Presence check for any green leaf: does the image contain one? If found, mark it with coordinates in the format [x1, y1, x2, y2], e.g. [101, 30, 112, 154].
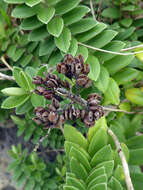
[64, 124, 88, 150]
[16, 100, 33, 115]
[63, 6, 90, 26]
[96, 160, 114, 178]
[4, 0, 24, 3]
[1, 95, 30, 109]
[19, 71, 34, 91]
[94, 41, 125, 62]
[88, 117, 107, 143]
[88, 127, 108, 157]
[104, 78, 120, 105]
[55, 27, 71, 53]
[94, 66, 109, 93]
[20, 54, 33, 67]
[76, 45, 88, 62]
[101, 8, 121, 19]
[12, 49, 25, 62]
[130, 173, 143, 190]
[126, 135, 143, 149]
[90, 145, 113, 167]
[120, 18, 133, 27]
[55, 0, 80, 15]
[63, 186, 78, 190]
[89, 183, 107, 190]
[69, 147, 91, 172]
[68, 37, 78, 56]
[47, 16, 64, 37]
[1, 87, 26, 96]
[37, 6, 55, 24]
[86, 167, 105, 185]
[104, 55, 134, 75]
[87, 55, 100, 81]
[87, 175, 107, 190]
[109, 177, 123, 190]
[20, 16, 43, 30]
[39, 37, 55, 56]
[28, 26, 49, 41]
[12, 5, 36, 18]
[88, 30, 117, 48]
[69, 18, 97, 35]
[31, 93, 46, 107]
[66, 176, 86, 190]
[24, 179, 35, 190]
[70, 157, 88, 181]
[11, 115, 25, 126]
[76, 23, 107, 43]
[125, 88, 143, 106]
[129, 148, 143, 165]
[113, 165, 125, 186]
[113, 68, 139, 85]
[26, 0, 41, 7]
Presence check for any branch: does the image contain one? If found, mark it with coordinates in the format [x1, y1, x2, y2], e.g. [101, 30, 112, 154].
[0, 72, 15, 81]
[78, 42, 143, 55]
[107, 128, 134, 190]
[103, 106, 143, 114]
[121, 44, 143, 52]
[1, 56, 13, 71]
[90, 0, 96, 19]
[33, 127, 51, 152]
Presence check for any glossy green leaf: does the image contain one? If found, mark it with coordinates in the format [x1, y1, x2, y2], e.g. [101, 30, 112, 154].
[66, 177, 86, 190]
[37, 6, 55, 24]
[88, 175, 107, 190]
[90, 145, 113, 167]
[96, 160, 114, 178]
[25, 0, 41, 7]
[69, 18, 97, 35]
[64, 124, 88, 150]
[55, 0, 80, 15]
[104, 78, 120, 105]
[129, 148, 143, 165]
[120, 18, 133, 27]
[20, 17, 43, 30]
[12, 49, 25, 62]
[63, 186, 78, 190]
[20, 54, 33, 67]
[31, 93, 46, 107]
[63, 6, 90, 26]
[47, 16, 64, 37]
[1, 87, 26, 96]
[13, 67, 23, 87]
[12, 5, 36, 18]
[19, 71, 34, 91]
[125, 88, 143, 106]
[1, 95, 30, 109]
[94, 66, 109, 93]
[89, 183, 107, 190]
[16, 100, 33, 115]
[55, 27, 71, 53]
[87, 55, 100, 81]
[126, 135, 143, 149]
[4, 0, 24, 3]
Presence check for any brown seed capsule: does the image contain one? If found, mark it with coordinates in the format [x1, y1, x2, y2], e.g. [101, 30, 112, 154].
[88, 99, 100, 106]
[34, 86, 46, 95]
[87, 111, 94, 122]
[45, 79, 58, 88]
[88, 93, 101, 101]
[77, 54, 84, 65]
[83, 117, 95, 128]
[52, 98, 60, 109]
[76, 74, 92, 88]
[75, 62, 83, 75]
[64, 54, 74, 65]
[32, 117, 43, 125]
[41, 111, 49, 122]
[47, 104, 56, 112]
[43, 91, 53, 100]
[82, 64, 90, 75]
[75, 109, 81, 119]
[48, 111, 59, 124]
[61, 80, 70, 89]
[56, 62, 67, 75]
[81, 110, 86, 119]
[32, 76, 43, 85]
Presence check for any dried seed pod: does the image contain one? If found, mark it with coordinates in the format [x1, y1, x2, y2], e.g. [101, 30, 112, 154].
[76, 74, 92, 88]
[56, 62, 67, 75]
[83, 117, 95, 128]
[43, 91, 53, 100]
[75, 109, 81, 119]
[64, 109, 69, 120]
[34, 86, 46, 95]
[52, 98, 60, 109]
[41, 111, 49, 122]
[64, 54, 74, 65]
[87, 111, 94, 122]
[88, 99, 100, 106]
[81, 109, 86, 119]
[75, 62, 83, 75]
[47, 104, 56, 112]
[32, 76, 43, 85]
[44, 79, 58, 88]
[32, 117, 43, 125]
[88, 93, 101, 101]
[48, 111, 59, 124]
[77, 54, 84, 65]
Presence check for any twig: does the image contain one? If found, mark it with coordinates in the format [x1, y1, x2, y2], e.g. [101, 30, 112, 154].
[103, 106, 143, 114]
[78, 42, 143, 55]
[0, 68, 10, 71]
[107, 128, 134, 190]
[0, 72, 14, 81]
[121, 44, 143, 52]
[90, 0, 96, 19]
[1, 56, 13, 71]
[97, 0, 104, 21]
[33, 128, 51, 152]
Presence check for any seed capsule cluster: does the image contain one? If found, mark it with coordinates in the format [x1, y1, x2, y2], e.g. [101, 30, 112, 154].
[57, 54, 91, 88]
[32, 54, 104, 128]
